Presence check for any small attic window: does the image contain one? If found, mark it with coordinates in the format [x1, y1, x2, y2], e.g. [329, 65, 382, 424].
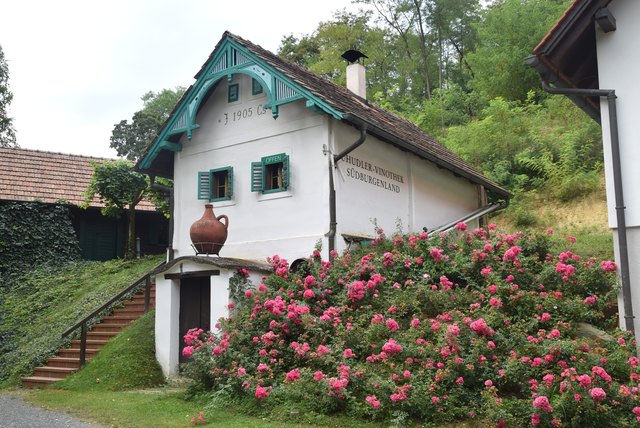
[252, 78, 263, 95]
[228, 83, 239, 103]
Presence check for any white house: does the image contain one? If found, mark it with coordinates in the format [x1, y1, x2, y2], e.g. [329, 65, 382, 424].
[137, 32, 509, 376]
[528, 0, 640, 335]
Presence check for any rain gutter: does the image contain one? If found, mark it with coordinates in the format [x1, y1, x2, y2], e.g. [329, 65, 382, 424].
[537, 79, 634, 333]
[327, 120, 368, 255]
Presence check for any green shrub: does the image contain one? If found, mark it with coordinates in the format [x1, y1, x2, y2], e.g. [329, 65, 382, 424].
[0, 202, 80, 279]
[183, 225, 634, 426]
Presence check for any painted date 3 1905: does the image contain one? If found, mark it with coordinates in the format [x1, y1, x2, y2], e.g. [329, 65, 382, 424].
[222, 104, 266, 125]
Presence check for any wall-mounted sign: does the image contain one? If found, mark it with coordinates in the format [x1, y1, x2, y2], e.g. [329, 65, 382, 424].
[341, 154, 405, 193]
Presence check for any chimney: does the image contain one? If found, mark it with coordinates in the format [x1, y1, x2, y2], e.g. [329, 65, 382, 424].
[342, 50, 368, 99]
[346, 63, 366, 99]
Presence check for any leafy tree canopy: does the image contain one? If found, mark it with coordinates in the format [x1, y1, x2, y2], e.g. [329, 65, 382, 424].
[84, 160, 148, 258]
[110, 87, 184, 161]
[0, 45, 17, 148]
[466, 0, 569, 102]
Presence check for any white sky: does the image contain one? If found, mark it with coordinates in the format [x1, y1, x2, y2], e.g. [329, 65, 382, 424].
[0, 0, 363, 158]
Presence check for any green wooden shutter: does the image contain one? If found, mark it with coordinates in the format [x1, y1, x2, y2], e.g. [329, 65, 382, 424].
[282, 154, 290, 189]
[227, 167, 234, 198]
[198, 171, 211, 200]
[251, 162, 263, 192]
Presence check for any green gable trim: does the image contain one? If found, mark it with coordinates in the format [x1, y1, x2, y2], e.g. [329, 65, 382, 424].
[139, 36, 344, 171]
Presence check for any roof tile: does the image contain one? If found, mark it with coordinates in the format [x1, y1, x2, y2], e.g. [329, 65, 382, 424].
[0, 147, 158, 211]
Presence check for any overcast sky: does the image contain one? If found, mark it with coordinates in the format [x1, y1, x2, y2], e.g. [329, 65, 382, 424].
[1, 0, 362, 158]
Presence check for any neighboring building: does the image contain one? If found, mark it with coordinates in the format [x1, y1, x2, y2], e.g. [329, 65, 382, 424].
[0, 147, 168, 260]
[136, 32, 510, 376]
[527, 0, 640, 333]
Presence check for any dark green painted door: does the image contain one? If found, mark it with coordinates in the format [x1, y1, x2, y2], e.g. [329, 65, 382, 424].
[179, 277, 211, 363]
[78, 213, 119, 261]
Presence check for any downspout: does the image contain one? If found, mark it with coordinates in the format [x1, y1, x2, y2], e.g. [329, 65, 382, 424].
[327, 122, 368, 254]
[150, 175, 175, 261]
[540, 80, 634, 333]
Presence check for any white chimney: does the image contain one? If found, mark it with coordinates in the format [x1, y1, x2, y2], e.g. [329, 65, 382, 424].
[346, 62, 367, 99]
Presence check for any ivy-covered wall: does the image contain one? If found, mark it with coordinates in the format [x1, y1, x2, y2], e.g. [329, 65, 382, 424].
[0, 202, 81, 278]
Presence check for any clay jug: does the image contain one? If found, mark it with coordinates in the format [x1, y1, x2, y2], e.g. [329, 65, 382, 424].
[189, 204, 229, 255]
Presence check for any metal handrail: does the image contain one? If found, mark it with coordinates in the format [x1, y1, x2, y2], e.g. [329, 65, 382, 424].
[61, 262, 165, 366]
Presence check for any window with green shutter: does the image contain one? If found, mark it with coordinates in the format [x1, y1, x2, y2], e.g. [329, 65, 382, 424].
[250, 153, 290, 194]
[197, 167, 234, 201]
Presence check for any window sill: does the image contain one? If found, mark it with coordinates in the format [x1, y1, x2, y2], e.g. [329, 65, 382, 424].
[258, 190, 292, 202]
[210, 199, 236, 208]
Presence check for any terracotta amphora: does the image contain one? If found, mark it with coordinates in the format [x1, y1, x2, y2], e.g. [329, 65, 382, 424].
[189, 204, 229, 255]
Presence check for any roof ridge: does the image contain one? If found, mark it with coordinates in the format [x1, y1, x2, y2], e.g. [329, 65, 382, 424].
[0, 146, 115, 161]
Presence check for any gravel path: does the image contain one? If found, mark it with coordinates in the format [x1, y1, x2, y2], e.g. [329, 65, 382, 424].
[0, 394, 103, 428]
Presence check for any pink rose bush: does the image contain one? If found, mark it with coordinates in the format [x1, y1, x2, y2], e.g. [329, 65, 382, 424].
[183, 226, 638, 426]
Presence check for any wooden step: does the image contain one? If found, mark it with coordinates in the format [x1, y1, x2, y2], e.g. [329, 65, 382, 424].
[70, 339, 109, 349]
[32, 366, 77, 379]
[91, 323, 125, 332]
[112, 307, 145, 316]
[100, 315, 139, 325]
[57, 348, 98, 359]
[123, 302, 148, 310]
[21, 376, 63, 389]
[47, 357, 81, 369]
[86, 331, 119, 341]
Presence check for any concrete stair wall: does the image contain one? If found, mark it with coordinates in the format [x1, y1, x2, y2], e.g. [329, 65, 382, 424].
[21, 285, 155, 388]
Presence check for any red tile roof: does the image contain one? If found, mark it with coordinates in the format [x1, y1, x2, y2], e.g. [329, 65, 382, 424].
[0, 147, 157, 211]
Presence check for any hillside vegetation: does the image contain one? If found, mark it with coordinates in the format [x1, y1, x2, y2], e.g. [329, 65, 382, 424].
[0, 255, 163, 386]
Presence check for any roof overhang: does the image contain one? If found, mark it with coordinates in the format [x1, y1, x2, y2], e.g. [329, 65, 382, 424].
[135, 34, 343, 177]
[527, 0, 613, 122]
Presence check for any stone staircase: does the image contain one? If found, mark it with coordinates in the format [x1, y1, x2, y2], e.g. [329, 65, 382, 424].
[21, 284, 155, 388]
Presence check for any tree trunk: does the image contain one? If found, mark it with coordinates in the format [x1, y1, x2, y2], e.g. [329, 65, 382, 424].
[126, 204, 136, 259]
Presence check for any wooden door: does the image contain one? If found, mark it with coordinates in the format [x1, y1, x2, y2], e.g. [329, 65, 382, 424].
[178, 276, 211, 363]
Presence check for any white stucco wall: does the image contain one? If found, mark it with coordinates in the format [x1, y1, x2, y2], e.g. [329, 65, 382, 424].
[595, 0, 640, 333]
[155, 274, 180, 378]
[172, 74, 331, 262]
[332, 121, 480, 247]
[154, 259, 265, 378]
[596, 0, 640, 229]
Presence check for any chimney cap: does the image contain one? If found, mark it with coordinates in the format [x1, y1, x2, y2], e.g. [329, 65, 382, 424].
[341, 50, 368, 64]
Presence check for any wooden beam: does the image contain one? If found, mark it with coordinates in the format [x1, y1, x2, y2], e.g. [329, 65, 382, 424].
[164, 270, 220, 280]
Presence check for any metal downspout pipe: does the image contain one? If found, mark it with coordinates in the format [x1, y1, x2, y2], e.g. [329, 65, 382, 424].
[541, 80, 634, 333]
[327, 123, 368, 255]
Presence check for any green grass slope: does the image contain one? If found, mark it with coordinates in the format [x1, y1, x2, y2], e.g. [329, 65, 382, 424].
[57, 310, 164, 391]
[0, 255, 164, 387]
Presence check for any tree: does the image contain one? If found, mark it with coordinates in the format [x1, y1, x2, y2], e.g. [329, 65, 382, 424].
[466, 0, 569, 102]
[110, 87, 184, 161]
[84, 160, 148, 259]
[0, 45, 17, 147]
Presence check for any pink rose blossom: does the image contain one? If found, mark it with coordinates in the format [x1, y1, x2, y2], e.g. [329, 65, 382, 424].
[589, 387, 606, 403]
[365, 395, 380, 408]
[255, 385, 270, 399]
[386, 318, 400, 332]
[533, 396, 553, 412]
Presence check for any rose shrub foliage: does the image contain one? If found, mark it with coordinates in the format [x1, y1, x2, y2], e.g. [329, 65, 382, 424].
[185, 224, 639, 427]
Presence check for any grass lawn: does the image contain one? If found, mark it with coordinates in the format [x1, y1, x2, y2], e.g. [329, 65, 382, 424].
[21, 388, 292, 428]
[18, 387, 401, 428]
